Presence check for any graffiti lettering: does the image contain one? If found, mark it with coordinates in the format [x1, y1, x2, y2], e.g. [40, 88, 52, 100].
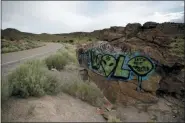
[113, 55, 130, 79]
[78, 48, 155, 91]
[128, 56, 154, 76]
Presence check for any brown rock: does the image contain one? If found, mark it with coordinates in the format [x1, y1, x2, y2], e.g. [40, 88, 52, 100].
[88, 70, 158, 105]
[159, 72, 185, 96]
[110, 26, 125, 34]
[100, 32, 124, 42]
[143, 22, 158, 29]
[142, 75, 161, 94]
[125, 23, 142, 38]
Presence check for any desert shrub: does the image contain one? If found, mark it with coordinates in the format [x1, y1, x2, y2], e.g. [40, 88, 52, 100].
[7, 60, 60, 98]
[1, 40, 44, 53]
[10, 38, 14, 41]
[69, 39, 74, 43]
[61, 75, 104, 107]
[2, 46, 20, 53]
[107, 116, 121, 122]
[1, 77, 10, 102]
[57, 46, 77, 64]
[170, 38, 184, 57]
[45, 53, 68, 71]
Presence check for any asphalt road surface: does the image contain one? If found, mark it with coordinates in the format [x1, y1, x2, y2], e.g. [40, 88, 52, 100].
[1, 43, 63, 76]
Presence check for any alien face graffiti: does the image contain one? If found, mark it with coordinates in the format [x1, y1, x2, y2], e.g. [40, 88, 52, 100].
[101, 54, 116, 77]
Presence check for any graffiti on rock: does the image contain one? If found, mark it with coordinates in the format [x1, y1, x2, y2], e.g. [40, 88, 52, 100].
[79, 48, 155, 91]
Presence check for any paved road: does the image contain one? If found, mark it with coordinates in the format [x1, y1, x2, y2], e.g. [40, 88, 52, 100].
[1, 43, 63, 76]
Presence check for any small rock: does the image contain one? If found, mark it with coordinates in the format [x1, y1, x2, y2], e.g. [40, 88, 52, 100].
[150, 115, 157, 120]
[165, 102, 172, 106]
[172, 109, 178, 114]
[51, 68, 57, 71]
[102, 110, 118, 120]
[96, 108, 104, 115]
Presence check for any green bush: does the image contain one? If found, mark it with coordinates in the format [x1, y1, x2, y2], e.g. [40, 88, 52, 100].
[7, 60, 60, 98]
[1, 40, 44, 53]
[69, 39, 74, 43]
[45, 53, 68, 71]
[1, 77, 10, 102]
[61, 77, 104, 107]
[2, 46, 20, 53]
[170, 38, 184, 57]
[57, 44, 78, 64]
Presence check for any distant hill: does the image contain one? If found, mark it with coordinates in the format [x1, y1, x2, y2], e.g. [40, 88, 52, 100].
[1, 22, 184, 43]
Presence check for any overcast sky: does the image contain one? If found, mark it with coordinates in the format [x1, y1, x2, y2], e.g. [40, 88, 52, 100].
[2, 1, 184, 34]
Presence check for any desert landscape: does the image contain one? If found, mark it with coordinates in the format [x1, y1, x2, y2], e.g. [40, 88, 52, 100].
[1, 1, 185, 122]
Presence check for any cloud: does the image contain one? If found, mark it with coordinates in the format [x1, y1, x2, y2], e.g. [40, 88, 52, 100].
[181, 2, 184, 7]
[2, 1, 184, 34]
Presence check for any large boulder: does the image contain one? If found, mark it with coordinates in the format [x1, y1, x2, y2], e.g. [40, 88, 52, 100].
[110, 26, 125, 34]
[76, 22, 185, 105]
[143, 22, 158, 29]
[77, 41, 160, 105]
[125, 23, 142, 38]
[88, 70, 159, 105]
[100, 32, 124, 42]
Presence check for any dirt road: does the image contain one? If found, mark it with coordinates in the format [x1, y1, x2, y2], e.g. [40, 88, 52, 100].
[1, 43, 63, 76]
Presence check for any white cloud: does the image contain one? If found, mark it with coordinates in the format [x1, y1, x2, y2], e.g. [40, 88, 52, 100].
[181, 2, 184, 7]
[2, 1, 184, 34]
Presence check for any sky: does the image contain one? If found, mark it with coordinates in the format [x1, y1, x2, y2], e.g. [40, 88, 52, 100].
[2, 1, 184, 34]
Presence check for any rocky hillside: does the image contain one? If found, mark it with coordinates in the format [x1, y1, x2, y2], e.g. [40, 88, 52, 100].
[2, 22, 184, 43]
[76, 21, 185, 109]
[1, 28, 98, 43]
[97, 22, 185, 65]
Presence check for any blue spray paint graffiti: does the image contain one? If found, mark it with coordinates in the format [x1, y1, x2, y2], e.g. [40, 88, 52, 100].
[78, 48, 155, 91]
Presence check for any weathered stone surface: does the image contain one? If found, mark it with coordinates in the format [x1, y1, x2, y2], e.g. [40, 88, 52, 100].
[88, 70, 158, 105]
[142, 75, 161, 94]
[125, 23, 142, 38]
[143, 22, 158, 29]
[110, 26, 125, 34]
[100, 32, 124, 42]
[159, 71, 185, 97]
[156, 22, 185, 37]
[76, 21, 185, 106]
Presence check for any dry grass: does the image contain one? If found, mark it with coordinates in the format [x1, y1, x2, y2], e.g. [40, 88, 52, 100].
[107, 116, 121, 122]
[5, 60, 61, 99]
[45, 43, 78, 71]
[1, 40, 45, 53]
[45, 53, 68, 71]
[169, 38, 184, 58]
[58, 70, 104, 107]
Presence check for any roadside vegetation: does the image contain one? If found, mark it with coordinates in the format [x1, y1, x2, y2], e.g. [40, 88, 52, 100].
[2, 43, 104, 107]
[61, 75, 104, 107]
[169, 38, 184, 58]
[1, 39, 45, 53]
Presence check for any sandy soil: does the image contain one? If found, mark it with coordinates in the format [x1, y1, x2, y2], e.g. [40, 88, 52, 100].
[2, 93, 105, 122]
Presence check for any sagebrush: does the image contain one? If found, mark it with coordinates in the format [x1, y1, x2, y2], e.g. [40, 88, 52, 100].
[7, 60, 61, 98]
[60, 73, 104, 107]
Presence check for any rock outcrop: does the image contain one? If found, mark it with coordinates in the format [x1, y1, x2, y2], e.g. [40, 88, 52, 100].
[76, 21, 185, 105]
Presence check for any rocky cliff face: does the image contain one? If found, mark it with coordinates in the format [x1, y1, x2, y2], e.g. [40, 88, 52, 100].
[76, 21, 185, 105]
